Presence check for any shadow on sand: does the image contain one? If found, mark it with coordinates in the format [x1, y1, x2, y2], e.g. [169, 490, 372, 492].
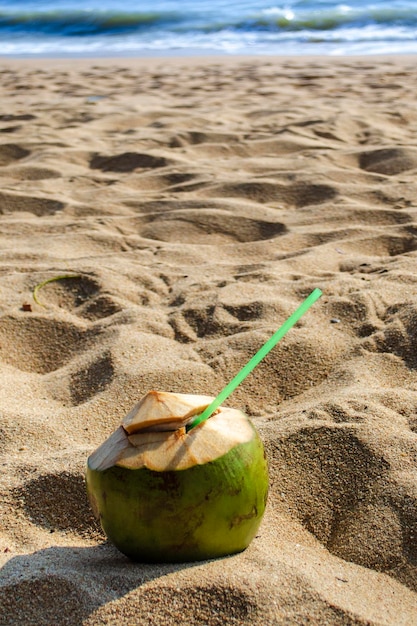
[0, 542, 204, 625]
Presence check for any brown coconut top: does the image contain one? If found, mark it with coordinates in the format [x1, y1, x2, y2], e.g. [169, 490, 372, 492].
[122, 391, 217, 433]
[88, 391, 255, 472]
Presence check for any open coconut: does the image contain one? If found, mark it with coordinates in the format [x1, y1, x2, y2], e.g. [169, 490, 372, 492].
[86, 390, 269, 563]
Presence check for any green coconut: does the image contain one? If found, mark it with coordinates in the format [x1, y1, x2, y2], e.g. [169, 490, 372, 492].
[86, 390, 269, 563]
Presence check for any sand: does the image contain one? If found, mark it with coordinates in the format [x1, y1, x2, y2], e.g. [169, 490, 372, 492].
[1, 54, 417, 625]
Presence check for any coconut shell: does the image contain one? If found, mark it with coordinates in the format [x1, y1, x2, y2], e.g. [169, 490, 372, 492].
[86, 391, 269, 562]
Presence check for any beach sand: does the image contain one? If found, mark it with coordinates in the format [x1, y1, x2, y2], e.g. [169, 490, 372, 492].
[1, 54, 417, 625]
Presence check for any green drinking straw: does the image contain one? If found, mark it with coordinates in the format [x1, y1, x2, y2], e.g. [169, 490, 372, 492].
[187, 288, 322, 431]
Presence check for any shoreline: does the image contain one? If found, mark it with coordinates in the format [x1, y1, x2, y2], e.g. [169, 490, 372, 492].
[0, 53, 416, 77]
[0, 52, 416, 77]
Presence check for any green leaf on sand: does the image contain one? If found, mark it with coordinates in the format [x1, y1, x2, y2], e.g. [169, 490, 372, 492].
[33, 274, 81, 307]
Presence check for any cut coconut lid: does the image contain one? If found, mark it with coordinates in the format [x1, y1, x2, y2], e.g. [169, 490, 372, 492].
[122, 391, 216, 434]
[121, 408, 254, 471]
[89, 407, 255, 472]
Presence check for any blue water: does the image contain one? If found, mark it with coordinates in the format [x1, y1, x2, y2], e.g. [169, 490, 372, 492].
[0, 0, 417, 57]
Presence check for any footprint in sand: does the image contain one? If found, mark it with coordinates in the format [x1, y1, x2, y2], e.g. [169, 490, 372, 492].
[358, 147, 417, 176]
[0, 316, 97, 374]
[0, 114, 36, 122]
[139, 210, 287, 244]
[266, 426, 395, 561]
[1, 166, 61, 181]
[12, 471, 101, 537]
[31, 275, 120, 320]
[361, 301, 417, 369]
[337, 229, 417, 258]
[90, 151, 169, 172]
[0, 577, 92, 626]
[203, 180, 337, 207]
[0, 143, 30, 166]
[0, 191, 65, 216]
[98, 585, 258, 625]
[69, 351, 114, 405]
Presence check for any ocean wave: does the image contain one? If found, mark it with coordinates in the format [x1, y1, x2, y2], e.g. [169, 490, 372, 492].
[0, 10, 181, 36]
[253, 6, 417, 32]
[1, 5, 417, 39]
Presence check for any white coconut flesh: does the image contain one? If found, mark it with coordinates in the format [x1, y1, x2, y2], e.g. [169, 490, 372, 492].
[88, 391, 256, 473]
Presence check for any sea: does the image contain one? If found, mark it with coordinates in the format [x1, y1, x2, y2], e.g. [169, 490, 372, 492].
[1, 0, 417, 58]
